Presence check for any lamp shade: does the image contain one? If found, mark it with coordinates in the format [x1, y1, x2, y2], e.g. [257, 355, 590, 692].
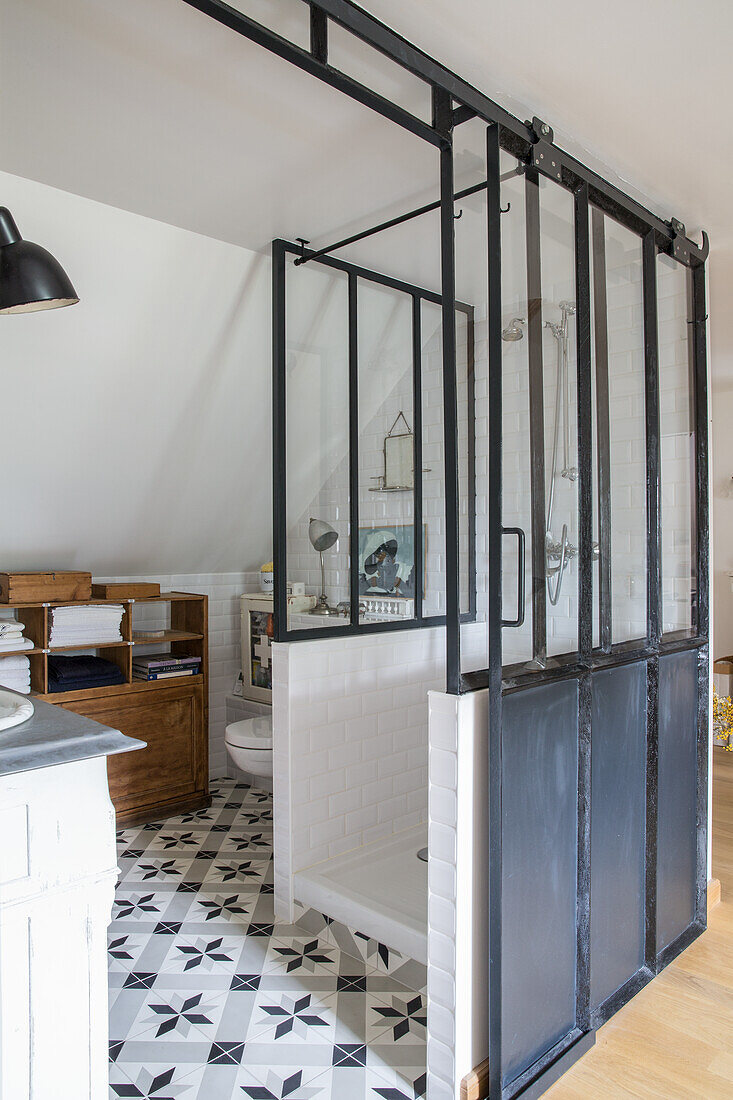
[309, 517, 338, 553]
[0, 207, 79, 314]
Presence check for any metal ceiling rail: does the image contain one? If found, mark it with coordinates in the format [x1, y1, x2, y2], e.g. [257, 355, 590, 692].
[180, 0, 709, 265]
[180, 0, 445, 147]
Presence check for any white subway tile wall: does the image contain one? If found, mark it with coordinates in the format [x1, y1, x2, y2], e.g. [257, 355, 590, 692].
[94, 572, 261, 776]
[427, 689, 489, 1100]
[271, 626, 446, 917]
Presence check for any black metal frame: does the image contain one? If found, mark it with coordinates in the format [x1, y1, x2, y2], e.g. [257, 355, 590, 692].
[182, 3, 710, 1096]
[272, 238, 476, 645]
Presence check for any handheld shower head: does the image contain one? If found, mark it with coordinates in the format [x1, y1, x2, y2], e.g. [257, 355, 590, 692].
[502, 317, 525, 341]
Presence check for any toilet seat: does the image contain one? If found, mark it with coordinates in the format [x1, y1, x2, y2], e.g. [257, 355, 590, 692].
[225, 715, 273, 750]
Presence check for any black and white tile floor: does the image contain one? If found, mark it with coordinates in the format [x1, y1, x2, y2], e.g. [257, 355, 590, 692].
[109, 778, 427, 1100]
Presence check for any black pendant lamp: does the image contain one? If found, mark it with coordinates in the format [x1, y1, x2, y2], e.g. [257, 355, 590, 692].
[0, 207, 78, 314]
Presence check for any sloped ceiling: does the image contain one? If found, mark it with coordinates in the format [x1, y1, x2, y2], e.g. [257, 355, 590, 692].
[1, 0, 725, 269]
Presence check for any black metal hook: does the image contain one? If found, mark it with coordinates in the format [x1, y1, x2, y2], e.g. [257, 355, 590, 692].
[454, 209, 463, 221]
[293, 238, 310, 265]
[501, 202, 511, 214]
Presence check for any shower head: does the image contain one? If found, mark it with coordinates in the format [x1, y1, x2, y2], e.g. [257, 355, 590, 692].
[559, 300, 576, 316]
[502, 317, 525, 341]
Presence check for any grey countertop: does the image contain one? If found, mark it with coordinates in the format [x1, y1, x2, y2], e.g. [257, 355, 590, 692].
[0, 695, 144, 777]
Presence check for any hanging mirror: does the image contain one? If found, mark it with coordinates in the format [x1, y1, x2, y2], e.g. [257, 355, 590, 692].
[370, 412, 417, 492]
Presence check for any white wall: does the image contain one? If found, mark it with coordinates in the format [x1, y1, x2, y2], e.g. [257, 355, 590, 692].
[0, 169, 272, 575]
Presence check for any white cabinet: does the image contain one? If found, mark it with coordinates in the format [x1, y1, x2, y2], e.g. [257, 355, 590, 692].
[0, 756, 119, 1100]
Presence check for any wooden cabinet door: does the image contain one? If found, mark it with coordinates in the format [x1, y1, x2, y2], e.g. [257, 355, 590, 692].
[60, 684, 205, 818]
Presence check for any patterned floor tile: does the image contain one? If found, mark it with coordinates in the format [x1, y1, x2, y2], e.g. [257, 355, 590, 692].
[109, 778, 426, 1100]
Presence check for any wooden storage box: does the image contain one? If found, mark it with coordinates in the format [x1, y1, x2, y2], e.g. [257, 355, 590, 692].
[0, 571, 92, 603]
[91, 582, 161, 599]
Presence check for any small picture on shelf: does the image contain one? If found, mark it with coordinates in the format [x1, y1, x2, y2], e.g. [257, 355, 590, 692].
[357, 524, 426, 599]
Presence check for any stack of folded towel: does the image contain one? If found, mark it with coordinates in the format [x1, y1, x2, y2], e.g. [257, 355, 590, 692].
[0, 617, 34, 654]
[0, 655, 31, 694]
[49, 604, 124, 646]
[47, 655, 126, 693]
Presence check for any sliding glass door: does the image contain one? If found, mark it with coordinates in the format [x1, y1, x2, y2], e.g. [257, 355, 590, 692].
[486, 125, 709, 1099]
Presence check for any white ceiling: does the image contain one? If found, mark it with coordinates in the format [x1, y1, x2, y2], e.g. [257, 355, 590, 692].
[2, 0, 726, 257]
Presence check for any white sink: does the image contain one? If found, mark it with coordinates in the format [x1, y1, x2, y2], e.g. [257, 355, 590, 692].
[0, 689, 34, 731]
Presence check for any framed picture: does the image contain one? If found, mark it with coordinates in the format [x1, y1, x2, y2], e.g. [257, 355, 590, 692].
[357, 524, 426, 599]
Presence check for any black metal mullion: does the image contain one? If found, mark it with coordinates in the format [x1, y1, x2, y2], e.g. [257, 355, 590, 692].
[591, 209, 612, 652]
[525, 169, 547, 664]
[486, 121, 504, 1100]
[309, 2, 328, 64]
[348, 272, 360, 627]
[272, 240, 288, 642]
[412, 294, 424, 624]
[435, 88, 461, 694]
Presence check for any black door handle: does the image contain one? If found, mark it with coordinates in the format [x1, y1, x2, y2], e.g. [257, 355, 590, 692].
[501, 527, 526, 628]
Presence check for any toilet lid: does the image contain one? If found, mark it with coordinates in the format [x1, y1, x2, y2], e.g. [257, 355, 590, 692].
[225, 715, 273, 750]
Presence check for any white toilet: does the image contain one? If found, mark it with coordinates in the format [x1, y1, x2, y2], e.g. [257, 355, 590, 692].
[224, 714, 273, 781]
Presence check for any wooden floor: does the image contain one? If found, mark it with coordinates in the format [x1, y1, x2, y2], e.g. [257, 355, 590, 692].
[546, 747, 733, 1099]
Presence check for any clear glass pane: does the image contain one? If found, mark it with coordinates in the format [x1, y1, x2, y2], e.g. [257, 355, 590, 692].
[657, 253, 696, 638]
[500, 156, 533, 666]
[285, 259, 350, 630]
[453, 116, 488, 673]
[420, 300, 445, 618]
[590, 210, 647, 647]
[539, 175, 579, 659]
[500, 165, 579, 668]
[357, 280, 415, 623]
[456, 308, 472, 618]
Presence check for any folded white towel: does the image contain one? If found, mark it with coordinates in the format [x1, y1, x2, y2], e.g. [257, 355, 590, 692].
[0, 655, 31, 671]
[49, 603, 125, 647]
[0, 654, 31, 693]
[0, 621, 24, 636]
[49, 629, 122, 642]
[0, 681, 31, 695]
[52, 604, 124, 617]
[0, 637, 33, 652]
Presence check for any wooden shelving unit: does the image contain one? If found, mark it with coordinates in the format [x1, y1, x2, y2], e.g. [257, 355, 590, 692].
[1, 592, 209, 825]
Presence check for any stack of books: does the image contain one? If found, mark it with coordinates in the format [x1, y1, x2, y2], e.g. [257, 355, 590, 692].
[132, 653, 202, 681]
